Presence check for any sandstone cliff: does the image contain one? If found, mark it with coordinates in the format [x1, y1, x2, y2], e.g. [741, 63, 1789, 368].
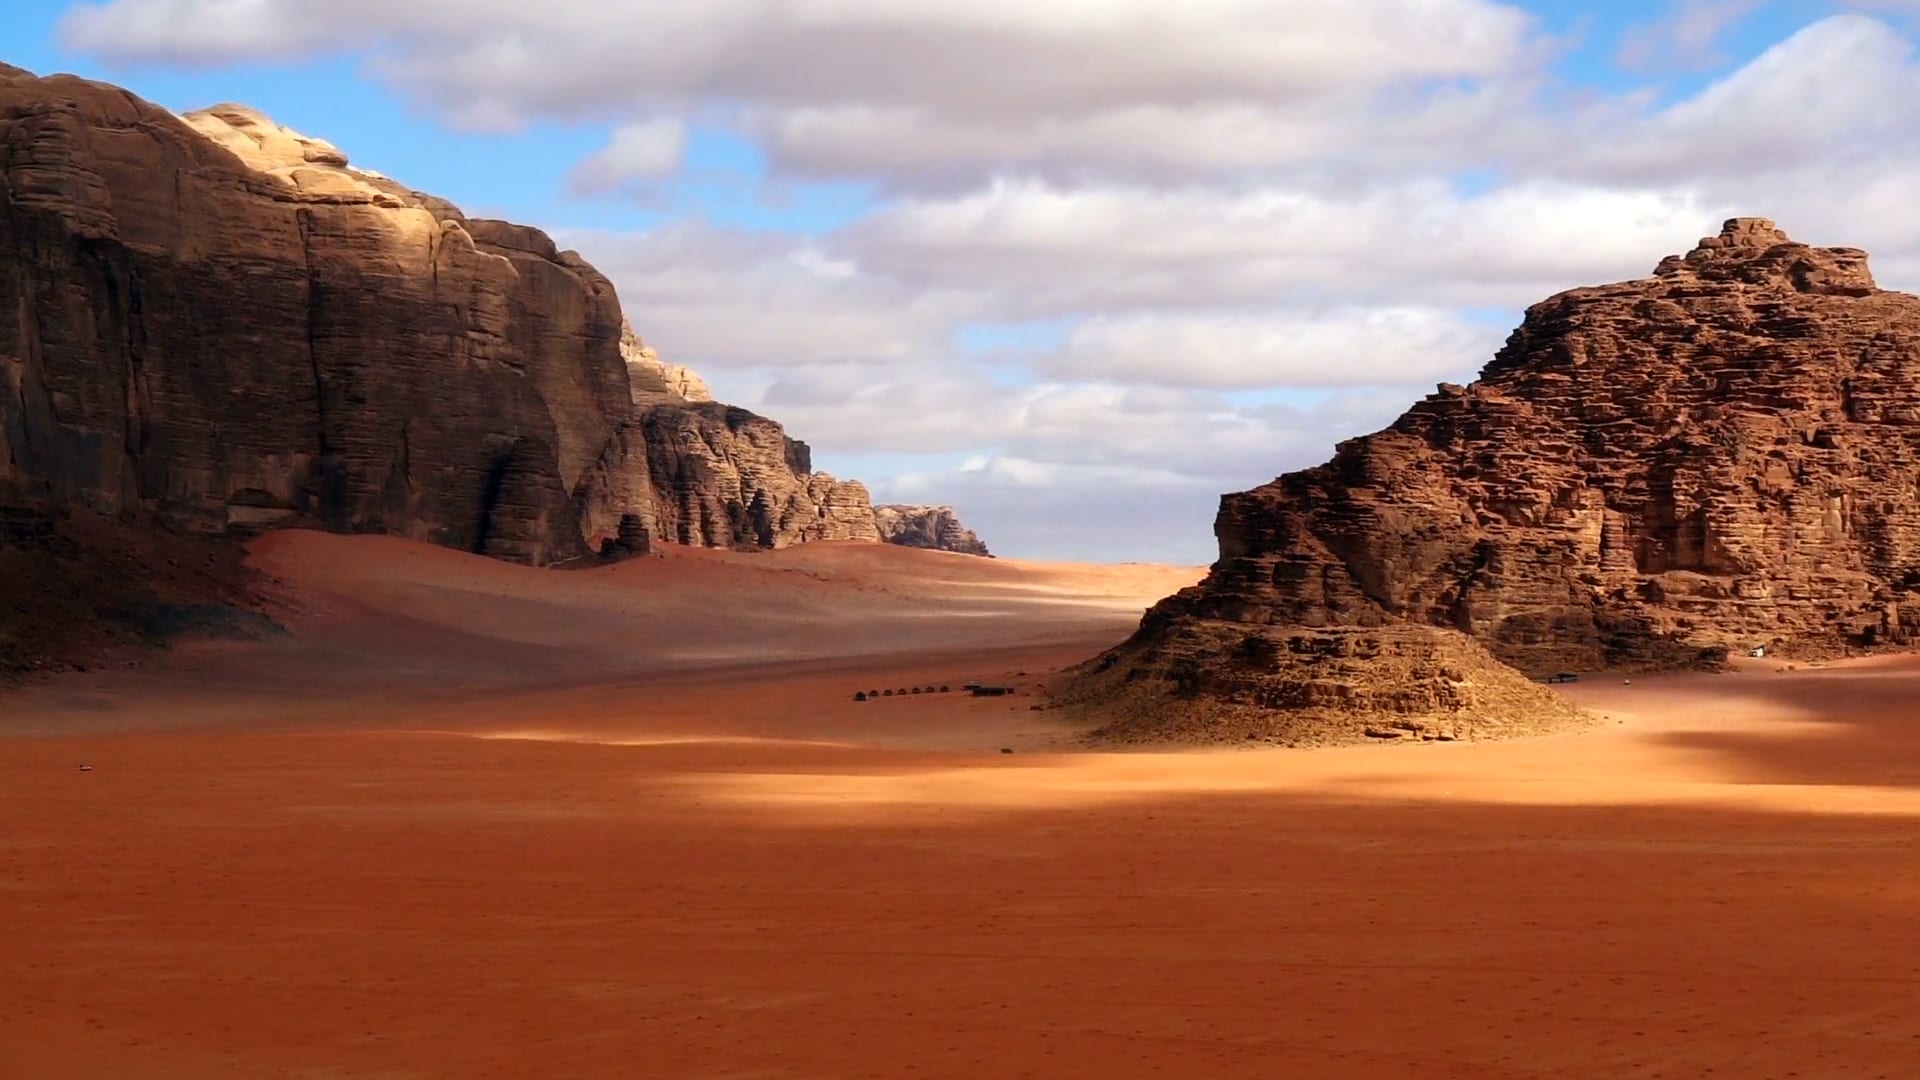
[874, 505, 991, 556]
[0, 64, 877, 581]
[620, 318, 713, 406]
[0, 63, 892, 672]
[628, 405, 879, 547]
[1073, 218, 1920, 743]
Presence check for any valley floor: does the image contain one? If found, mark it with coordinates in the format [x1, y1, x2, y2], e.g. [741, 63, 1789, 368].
[3, 533, 1919, 1078]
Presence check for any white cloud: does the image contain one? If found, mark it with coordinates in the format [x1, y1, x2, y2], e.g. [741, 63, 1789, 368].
[557, 222, 982, 369]
[740, 358, 1422, 483]
[1563, 15, 1920, 185]
[872, 460, 1229, 564]
[63, 0, 1548, 181]
[838, 179, 1714, 312]
[1616, 0, 1763, 72]
[1026, 309, 1507, 389]
[63, 0, 1541, 89]
[566, 119, 686, 194]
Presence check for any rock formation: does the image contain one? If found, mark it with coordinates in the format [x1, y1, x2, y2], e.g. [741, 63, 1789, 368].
[1059, 622, 1589, 746]
[620, 319, 713, 406]
[0, 63, 878, 582]
[0, 63, 899, 673]
[874, 505, 991, 556]
[633, 404, 879, 548]
[1073, 218, 1920, 743]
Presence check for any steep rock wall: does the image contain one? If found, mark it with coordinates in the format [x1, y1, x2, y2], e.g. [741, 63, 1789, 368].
[0, 64, 877, 576]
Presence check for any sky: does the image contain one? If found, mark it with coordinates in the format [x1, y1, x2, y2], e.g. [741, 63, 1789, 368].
[9, 0, 1920, 562]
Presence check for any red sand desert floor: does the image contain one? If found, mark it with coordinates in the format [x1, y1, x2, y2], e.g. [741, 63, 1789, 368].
[4, 533, 1918, 1079]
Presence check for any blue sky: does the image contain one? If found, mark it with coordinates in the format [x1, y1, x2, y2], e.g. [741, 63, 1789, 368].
[12, 1, 1920, 561]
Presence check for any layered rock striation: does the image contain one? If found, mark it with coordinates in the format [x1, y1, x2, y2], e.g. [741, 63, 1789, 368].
[620, 319, 713, 406]
[628, 405, 879, 548]
[1075, 218, 1920, 742]
[873, 505, 991, 556]
[1059, 622, 1589, 747]
[0, 64, 877, 583]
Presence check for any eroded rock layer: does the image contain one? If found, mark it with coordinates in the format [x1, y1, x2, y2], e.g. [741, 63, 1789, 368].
[874, 505, 991, 556]
[1077, 218, 1920, 741]
[0, 64, 877, 585]
[1060, 619, 1589, 747]
[620, 318, 713, 406]
[631, 404, 879, 548]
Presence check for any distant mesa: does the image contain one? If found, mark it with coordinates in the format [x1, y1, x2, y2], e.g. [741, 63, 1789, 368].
[874, 505, 992, 557]
[1069, 218, 1920, 745]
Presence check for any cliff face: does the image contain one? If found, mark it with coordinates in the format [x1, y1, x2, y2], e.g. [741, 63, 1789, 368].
[0, 64, 876, 581]
[0, 81, 629, 564]
[627, 404, 879, 548]
[1074, 218, 1920, 742]
[620, 318, 713, 406]
[873, 505, 991, 556]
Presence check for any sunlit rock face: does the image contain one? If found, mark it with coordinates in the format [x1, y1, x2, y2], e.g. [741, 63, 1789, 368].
[0, 64, 878, 565]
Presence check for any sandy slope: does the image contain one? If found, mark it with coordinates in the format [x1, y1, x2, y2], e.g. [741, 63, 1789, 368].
[4, 532, 1920, 1078]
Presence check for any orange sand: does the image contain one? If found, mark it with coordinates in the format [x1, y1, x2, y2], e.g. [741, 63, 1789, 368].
[4, 532, 1919, 1078]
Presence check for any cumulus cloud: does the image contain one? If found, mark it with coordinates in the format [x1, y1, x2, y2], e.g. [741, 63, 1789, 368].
[876, 460, 1228, 564]
[1025, 310, 1505, 390]
[63, 0, 1548, 182]
[1564, 15, 1920, 186]
[556, 222, 983, 369]
[838, 179, 1715, 312]
[566, 119, 686, 194]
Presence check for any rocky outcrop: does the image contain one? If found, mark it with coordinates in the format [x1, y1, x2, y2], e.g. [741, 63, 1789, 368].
[1059, 622, 1589, 747]
[874, 505, 991, 556]
[0, 63, 880, 588]
[1075, 218, 1920, 742]
[619, 319, 712, 406]
[630, 404, 878, 547]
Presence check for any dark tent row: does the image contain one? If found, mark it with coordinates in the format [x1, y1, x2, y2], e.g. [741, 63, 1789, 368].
[854, 686, 952, 701]
[853, 683, 1017, 701]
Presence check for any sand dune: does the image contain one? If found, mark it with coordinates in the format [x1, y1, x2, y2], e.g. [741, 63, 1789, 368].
[4, 532, 1920, 1078]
